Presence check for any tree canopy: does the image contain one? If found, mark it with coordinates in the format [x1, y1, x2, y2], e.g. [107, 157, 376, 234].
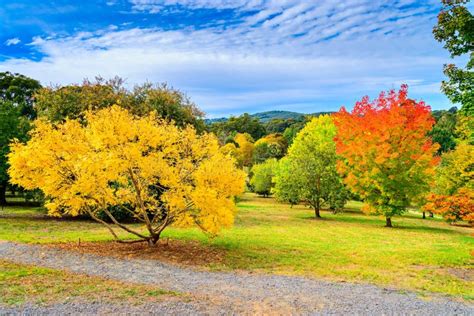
[334, 86, 439, 227]
[252, 134, 288, 164]
[0, 72, 41, 205]
[8, 106, 245, 245]
[433, 0, 474, 115]
[273, 115, 348, 217]
[0, 71, 42, 119]
[250, 159, 278, 197]
[210, 113, 266, 141]
[35, 77, 205, 131]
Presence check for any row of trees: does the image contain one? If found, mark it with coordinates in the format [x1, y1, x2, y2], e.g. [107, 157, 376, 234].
[250, 86, 473, 226]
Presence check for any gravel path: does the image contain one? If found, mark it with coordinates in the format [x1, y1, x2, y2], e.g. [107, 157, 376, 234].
[0, 241, 472, 315]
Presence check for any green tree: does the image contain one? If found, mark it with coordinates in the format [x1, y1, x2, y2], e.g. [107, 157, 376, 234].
[265, 118, 302, 134]
[282, 120, 307, 146]
[250, 159, 278, 197]
[429, 108, 458, 154]
[210, 113, 266, 141]
[252, 133, 287, 164]
[0, 102, 29, 205]
[35, 77, 205, 131]
[273, 115, 348, 218]
[433, 0, 474, 116]
[0, 72, 42, 119]
[0, 72, 41, 205]
[126, 82, 205, 132]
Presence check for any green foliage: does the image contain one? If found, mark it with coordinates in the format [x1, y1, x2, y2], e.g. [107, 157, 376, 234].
[34, 77, 205, 131]
[210, 113, 266, 141]
[433, 0, 474, 115]
[250, 159, 278, 197]
[0, 101, 31, 204]
[0, 72, 42, 119]
[125, 82, 205, 132]
[265, 118, 303, 134]
[273, 115, 348, 217]
[434, 142, 474, 195]
[282, 120, 307, 146]
[252, 134, 287, 164]
[429, 108, 458, 154]
[0, 72, 41, 205]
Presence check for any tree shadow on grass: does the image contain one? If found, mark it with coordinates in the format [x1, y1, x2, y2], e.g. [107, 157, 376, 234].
[0, 213, 96, 223]
[394, 224, 466, 235]
[298, 212, 465, 235]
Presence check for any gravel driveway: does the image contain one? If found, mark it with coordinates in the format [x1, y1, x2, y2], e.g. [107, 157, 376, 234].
[0, 241, 472, 315]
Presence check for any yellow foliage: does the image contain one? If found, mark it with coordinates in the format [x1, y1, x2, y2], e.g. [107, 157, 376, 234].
[8, 106, 245, 243]
[233, 133, 254, 167]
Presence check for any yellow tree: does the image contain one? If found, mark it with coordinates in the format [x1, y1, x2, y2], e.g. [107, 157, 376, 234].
[424, 142, 474, 225]
[8, 106, 245, 245]
[233, 133, 255, 168]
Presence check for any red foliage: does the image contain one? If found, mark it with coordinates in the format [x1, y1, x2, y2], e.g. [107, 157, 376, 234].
[424, 189, 474, 225]
[333, 85, 439, 217]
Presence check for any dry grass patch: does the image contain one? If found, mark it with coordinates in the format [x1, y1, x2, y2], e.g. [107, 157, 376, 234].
[49, 239, 226, 268]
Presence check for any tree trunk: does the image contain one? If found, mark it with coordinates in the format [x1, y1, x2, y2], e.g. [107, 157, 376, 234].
[422, 212, 426, 219]
[429, 212, 434, 218]
[385, 217, 392, 227]
[147, 234, 161, 247]
[315, 208, 321, 218]
[0, 183, 7, 206]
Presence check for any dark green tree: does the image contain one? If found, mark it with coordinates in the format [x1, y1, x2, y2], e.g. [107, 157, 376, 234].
[0, 72, 41, 205]
[0, 72, 42, 119]
[0, 102, 30, 205]
[265, 118, 297, 134]
[429, 108, 458, 154]
[210, 113, 266, 141]
[433, 0, 474, 116]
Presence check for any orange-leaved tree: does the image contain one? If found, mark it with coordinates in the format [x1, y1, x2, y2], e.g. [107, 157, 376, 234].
[8, 106, 245, 245]
[334, 85, 439, 227]
[424, 188, 473, 225]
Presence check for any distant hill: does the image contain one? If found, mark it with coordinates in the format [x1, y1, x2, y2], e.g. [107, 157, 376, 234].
[205, 108, 454, 125]
[205, 110, 336, 124]
[205, 110, 304, 124]
[250, 110, 304, 122]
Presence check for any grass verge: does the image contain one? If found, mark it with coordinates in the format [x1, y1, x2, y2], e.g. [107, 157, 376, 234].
[0, 260, 177, 306]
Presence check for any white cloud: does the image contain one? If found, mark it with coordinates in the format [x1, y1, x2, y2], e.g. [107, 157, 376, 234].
[0, 0, 452, 116]
[5, 38, 21, 46]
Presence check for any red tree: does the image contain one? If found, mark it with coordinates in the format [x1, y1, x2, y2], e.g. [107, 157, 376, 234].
[334, 85, 439, 227]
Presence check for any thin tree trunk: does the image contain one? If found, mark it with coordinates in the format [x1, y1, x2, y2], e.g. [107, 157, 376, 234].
[422, 211, 426, 219]
[429, 212, 434, 218]
[385, 217, 392, 227]
[314, 205, 321, 218]
[0, 183, 7, 206]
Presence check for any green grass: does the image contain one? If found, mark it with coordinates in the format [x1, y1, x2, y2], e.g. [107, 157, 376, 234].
[0, 193, 472, 299]
[0, 260, 175, 306]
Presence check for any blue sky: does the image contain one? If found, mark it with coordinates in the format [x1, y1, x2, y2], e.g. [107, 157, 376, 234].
[0, 0, 463, 117]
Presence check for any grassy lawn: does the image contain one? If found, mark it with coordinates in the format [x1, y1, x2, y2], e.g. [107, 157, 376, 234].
[0, 193, 472, 299]
[0, 260, 176, 306]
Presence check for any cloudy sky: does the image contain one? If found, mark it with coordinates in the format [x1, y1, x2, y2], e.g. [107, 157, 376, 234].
[0, 0, 461, 117]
